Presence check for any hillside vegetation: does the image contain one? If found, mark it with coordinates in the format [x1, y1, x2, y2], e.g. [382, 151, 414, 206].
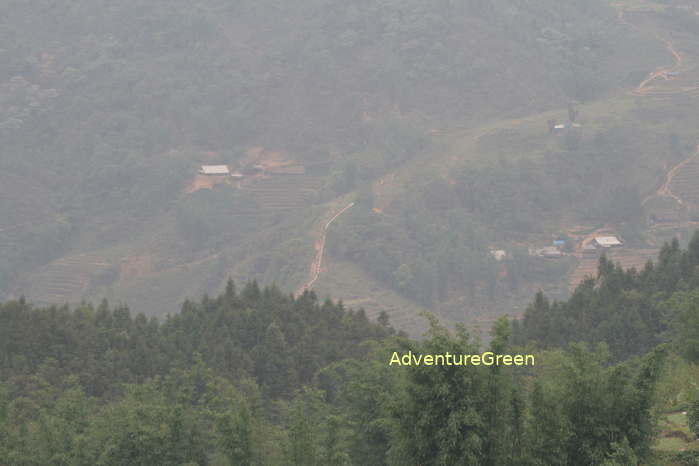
[2, 237, 699, 464]
[0, 0, 669, 325]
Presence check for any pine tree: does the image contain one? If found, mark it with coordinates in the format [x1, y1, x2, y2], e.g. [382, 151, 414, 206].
[217, 404, 253, 466]
[527, 381, 569, 466]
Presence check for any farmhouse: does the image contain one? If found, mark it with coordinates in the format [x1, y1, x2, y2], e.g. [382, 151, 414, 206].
[593, 236, 623, 248]
[199, 165, 230, 176]
[490, 250, 506, 262]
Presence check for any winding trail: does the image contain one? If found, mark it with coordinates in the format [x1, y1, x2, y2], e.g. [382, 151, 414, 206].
[617, 5, 698, 97]
[644, 146, 699, 207]
[297, 202, 355, 295]
[567, 5, 698, 289]
[617, 5, 699, 208]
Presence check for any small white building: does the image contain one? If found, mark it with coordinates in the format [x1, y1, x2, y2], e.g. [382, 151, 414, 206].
[593, 236, 623, 248]
[199, 165, 230, 176]
[540, 246, 562, 258]
[490, 250, 507, 262]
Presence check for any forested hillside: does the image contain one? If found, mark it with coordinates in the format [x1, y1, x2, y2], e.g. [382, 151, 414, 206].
[1, 274, 695, 465]
[0, 0, 667, 325]
[3, 0, 699, 464]
[0, 281, 393, 401]
[514, 232, 699, 362]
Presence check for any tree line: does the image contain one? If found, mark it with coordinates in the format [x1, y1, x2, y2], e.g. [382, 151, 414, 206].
[514, 232, 699, 363]
[2, 250, 698, 463]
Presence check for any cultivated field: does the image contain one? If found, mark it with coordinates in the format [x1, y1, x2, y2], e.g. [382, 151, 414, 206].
[568, 248, 660, 290]
[241, 175, 325, 210]
[14, 253, 114, 304]
[668, 150, 699, 206]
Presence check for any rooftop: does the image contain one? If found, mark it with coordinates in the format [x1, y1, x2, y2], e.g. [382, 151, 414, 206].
[199, 165, 230, 175]
[490, 250, 506, 262]
[594, 236, 622, 247]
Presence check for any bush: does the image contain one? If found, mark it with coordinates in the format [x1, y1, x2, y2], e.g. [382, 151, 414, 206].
[689, 396, 699, 439]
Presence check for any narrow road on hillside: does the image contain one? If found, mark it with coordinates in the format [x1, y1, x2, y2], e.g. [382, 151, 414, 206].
[298, 202, 355, 295]
[566, 5, 699, 288]
[617, 6, 699, 98]
[617, 5, 699, 209]
[644, 146, 699, 207]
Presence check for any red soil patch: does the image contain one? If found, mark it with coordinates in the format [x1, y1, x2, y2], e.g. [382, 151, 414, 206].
[185, 174, 230, 194]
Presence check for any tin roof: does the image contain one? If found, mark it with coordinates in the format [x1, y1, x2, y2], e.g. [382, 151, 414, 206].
[199, 165, 230, 175]
[594, 236, 622, 247]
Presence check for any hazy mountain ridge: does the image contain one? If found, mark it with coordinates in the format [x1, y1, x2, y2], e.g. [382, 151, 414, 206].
[0, 0, 678, 322]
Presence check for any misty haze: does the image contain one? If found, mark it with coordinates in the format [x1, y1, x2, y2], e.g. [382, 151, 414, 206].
[1, 0, 699, 464]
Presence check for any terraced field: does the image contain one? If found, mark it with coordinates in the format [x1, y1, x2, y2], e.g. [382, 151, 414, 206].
[654, 411, 699, 455]
[15, 253, 114, 304]
[568, 248, 659, 290]
[312, 257, 433, 337]
[241, 175, 325, 211]
[668, 150, 699, 206]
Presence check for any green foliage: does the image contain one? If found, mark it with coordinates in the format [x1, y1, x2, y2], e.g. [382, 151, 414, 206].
[517, 233, 699, 361]
[0, 282, 392, 401]
[600, 438, 639, 466]
[526, 380, 570, 466]
[667, 290, 699, 363]
[674, 450, 699, 466]
[328, 202, 496, 306]
[330, 319, 664, 466]
[90, 386, 208, 466]
[689, 396, 699, 439]
[175, 184, 260, 250]
[286, 389, 324, 466]
[329, 123, 660, 309]
[0, 285, 676, 465]
[0, 0, 659, 308]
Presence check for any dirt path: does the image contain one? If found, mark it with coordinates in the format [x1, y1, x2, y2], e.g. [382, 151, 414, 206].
[616, 4, 699, 96]
[643, 144, 699, 208]
[618, 5, 699, 208]
[297, 202, 355, 295]
[616, 6, 685, 96]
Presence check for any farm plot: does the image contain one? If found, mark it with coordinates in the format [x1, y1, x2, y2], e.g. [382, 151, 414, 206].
[241, 175, 325, 211]
[668, 150, 699, 206]
[568, 248, 659, 290]
[15, 253, 113, 304]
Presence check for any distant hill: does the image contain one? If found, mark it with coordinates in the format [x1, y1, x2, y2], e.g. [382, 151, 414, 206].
[0, 0, 681, 327]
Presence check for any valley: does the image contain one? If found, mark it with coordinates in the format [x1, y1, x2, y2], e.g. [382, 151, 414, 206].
[2, 0, 698, 338]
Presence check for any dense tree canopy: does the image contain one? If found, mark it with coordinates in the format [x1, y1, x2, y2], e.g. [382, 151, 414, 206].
[514, 232, 699, 362]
